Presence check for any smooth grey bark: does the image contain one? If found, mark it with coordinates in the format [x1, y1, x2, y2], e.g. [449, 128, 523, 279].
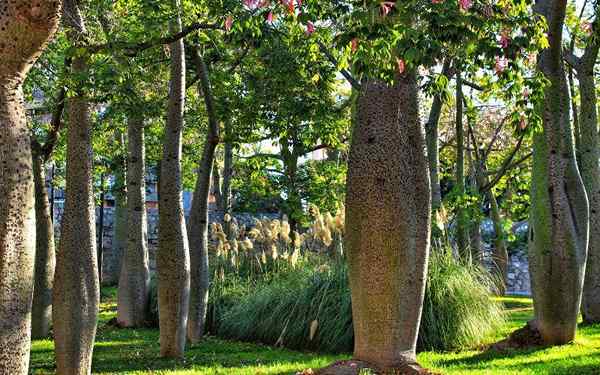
[117, 116, 150, 327]
[53, 1, 100, 374]
[105, 154, 127, 286]
[346, 73, 431, 369]
[157, 0, 190, 358]
[528, 0, 589, 345]
[31, 154, 56, 339]
[569, 31, 600, 323]
[0, 2, 61, 374]
[188, 50, 220, 344]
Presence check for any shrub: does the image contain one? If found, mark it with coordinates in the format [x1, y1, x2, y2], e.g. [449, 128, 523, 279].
[217, 250, 505, 353]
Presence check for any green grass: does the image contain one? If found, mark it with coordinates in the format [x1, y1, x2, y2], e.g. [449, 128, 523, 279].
[30, 293, 600, 374]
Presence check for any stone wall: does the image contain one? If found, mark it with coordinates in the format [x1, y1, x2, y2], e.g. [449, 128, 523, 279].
[53, 205, 533, 295]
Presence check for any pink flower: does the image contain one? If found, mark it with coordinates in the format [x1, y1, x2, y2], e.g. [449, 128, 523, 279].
[582, 21, 593, 36]
[281, 0, 295, 14]
[266, 11, 274, 23]
[351, 38, 359, 53]
[225, 16, 234, 32]
[519, 114, 527, 130]
[244, 0, 259, 9]
[458, 0, 472, 11]
[380, 2, 395, 17]
[432, 0, 444, 3]
[495, 56, 508, 74]
[500, 29, 511, 49]
[306, 21, 315, 35]
[523, 88, 530, 98]
[397, 58, 405, 74]
[258, 0, 270, 7]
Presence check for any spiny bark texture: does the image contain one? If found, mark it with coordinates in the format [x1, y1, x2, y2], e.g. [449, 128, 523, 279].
[53, 1, 100, 373]
[117, 116, 150, 328]
[0, 1, 61, 374]
[454, 75, 469, 259]
[157, 0, 190, 357]
[346, 74, 431, 369]
[572, 34, 600, 324]
[31, 154, 56, 339]
[528, 0, 589, 345]
[188, 51, 219, 344]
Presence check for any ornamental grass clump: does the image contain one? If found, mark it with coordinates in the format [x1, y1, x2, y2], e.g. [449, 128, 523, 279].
[216, 245, 505, 353]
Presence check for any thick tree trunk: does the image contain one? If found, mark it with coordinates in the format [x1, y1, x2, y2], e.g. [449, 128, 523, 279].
[0, 2, 61, 374]
[31, 154, 56, 339]
[53, 2, 99, 374]
[157, 0, 190, 358]
[346, 73, 431, 370]
[188, 50, 219, 344]
[105, 157, 127, 286]
[528, 0, 589, 345]
[117, 116, 150, 328]
[578, 70, 600, 323]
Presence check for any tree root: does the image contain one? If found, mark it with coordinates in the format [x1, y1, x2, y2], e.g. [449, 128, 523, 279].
[488, 320, 544, 351]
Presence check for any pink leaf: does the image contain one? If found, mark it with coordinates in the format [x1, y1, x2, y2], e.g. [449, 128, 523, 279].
[458, 0, 472, 11]
[351, 38, 359, 53]
[306, 21, 315, 35]
[397, 58, 405, 74]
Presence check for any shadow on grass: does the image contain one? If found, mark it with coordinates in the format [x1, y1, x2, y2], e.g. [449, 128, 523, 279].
[31, 323, 336, 374]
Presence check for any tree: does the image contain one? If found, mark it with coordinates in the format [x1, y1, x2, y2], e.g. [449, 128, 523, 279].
[565, 9, 600, 324]
[156, 0, 191, 358]
[344, 74, 431, 372]
[527, 0, 589, 344]
[30, 82, 66, 339]
[53, 0, 101, 373]
[187, 47, 220, 344]
[117, 115, 150, 328]
[0, 2, 62, 373]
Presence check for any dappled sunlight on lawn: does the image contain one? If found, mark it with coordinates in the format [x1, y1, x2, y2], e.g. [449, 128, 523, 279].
[29, 293, 600, 374]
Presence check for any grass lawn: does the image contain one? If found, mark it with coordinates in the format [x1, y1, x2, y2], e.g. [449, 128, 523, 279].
[30, 291, 600, 374]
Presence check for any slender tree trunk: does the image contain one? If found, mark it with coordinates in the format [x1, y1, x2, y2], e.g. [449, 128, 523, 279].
[425, 60, 450, 211]
[577, 64, 600, 324]
[488, 190, 508, 295]
[345, 73, 431, 371]
[0, 2, 61, 374]
[53, 2, 99, 373]
[212, 159, 223, 212]
[188, 50, 220, 344]
[455, 74, 469, 259]
[222, 123, 234, 217]
[97, 174, 105, 286]
[528, 0, 589, 345]
[117, 116, 150, 327]
[157, 0, 190, 358]
[106, 155, 127, 286]
[31, 153, 56, 339]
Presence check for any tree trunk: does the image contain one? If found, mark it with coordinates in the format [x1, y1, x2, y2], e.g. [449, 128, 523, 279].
[53, 2, 100, 374]
[97, 174, 105, 287]
[117, 116, 150, 328]
[528, 0, 589, 345]
[157, 0, 190, 358]
[488, 190, 508, 295]
[222, 123, 234, 217]
[425, 60, 450, 212]
[346, 73, 431, 370]
[31, 153, 56, 339]
[578, 67, 600, 324]
[0, 2, 61, 374]
[105, 155, 127, 286]
[212, 159, 223, 212]
[455, 74, 469, 259]
[188, 50, 220, 344]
